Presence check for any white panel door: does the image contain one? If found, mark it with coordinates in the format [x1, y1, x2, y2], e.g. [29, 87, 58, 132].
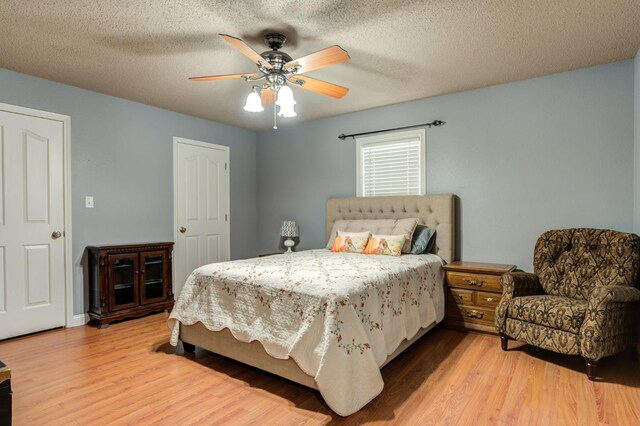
[0, 110, 66, 340]
[174, 139, 229, 297]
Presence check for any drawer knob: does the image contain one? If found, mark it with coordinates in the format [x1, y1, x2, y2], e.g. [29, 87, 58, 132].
[484, 297, 495, 302]
[465, 279, 485, 286]
[457, 294, 464, 299]
[465, 310, 484, 319]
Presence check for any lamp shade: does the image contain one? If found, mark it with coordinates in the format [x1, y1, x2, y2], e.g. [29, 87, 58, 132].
[243, 91, 264, 112]
[280, 220, 299, 237]
[276, 85, 296, 108]
[277, 103, 297, 118]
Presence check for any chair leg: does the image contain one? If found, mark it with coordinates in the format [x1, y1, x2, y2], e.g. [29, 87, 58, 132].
[584, 358, 598, 381]
[499, 333, 509, 351]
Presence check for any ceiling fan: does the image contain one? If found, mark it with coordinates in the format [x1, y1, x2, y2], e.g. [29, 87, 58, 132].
[189, 33, 350, 128]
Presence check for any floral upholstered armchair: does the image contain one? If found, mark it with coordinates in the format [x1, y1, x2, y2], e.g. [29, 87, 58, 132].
[495, 228, 640, 380]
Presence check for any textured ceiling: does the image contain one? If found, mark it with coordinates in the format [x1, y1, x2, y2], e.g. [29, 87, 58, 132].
[1, 1, 639, 131]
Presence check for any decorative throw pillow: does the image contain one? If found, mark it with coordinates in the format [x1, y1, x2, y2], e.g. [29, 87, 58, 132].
[410, 225, 437, 255]
[331, 231, 371, 253]
[326, 218, 418, 254]
[364, 234, 407, 256]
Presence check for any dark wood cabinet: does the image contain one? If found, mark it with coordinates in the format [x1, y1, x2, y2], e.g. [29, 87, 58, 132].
[0, 361, 11, 426]
[87, 242, 174, 328]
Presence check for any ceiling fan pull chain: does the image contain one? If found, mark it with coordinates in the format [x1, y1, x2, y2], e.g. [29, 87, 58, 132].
[273, 103, 278, 129]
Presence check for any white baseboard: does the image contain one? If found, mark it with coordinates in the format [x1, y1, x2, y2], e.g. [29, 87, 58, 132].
[67, 313, 89, 328]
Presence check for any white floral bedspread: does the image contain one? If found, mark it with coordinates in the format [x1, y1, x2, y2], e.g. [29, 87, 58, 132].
[168, 249, 445, 416]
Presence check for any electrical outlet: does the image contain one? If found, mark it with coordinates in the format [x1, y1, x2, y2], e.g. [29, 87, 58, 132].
[85, 196, 94, 208]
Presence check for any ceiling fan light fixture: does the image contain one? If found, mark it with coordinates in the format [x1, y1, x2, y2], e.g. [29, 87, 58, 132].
[190, 33, 350, 125]
[243, 88, 263, 112]
[275, 85, 296, 108]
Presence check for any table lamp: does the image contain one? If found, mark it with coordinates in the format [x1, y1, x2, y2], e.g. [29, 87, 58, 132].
[280, 220, 299, 253]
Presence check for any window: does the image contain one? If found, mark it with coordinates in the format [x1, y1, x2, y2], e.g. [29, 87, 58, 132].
[356, 128, 426, 197]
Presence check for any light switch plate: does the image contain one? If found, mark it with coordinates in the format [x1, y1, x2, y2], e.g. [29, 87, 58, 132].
[85, 196, 94, 208]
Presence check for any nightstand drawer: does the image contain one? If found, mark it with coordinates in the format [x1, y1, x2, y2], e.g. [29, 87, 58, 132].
[448, 288, 473, 304]
[446, 271, 502, 292]
[447, 303, 496, 324]
[475, 291, 501, 308]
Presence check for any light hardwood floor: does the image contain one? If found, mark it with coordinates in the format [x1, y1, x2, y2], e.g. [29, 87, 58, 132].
[1, 313, 638, 425]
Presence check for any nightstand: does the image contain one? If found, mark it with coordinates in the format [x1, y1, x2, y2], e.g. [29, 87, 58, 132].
[443, 261, 516, 334]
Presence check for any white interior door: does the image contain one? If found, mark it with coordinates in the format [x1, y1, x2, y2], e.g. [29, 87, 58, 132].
[174, 138, 230, 297]
[0, 110, 66, 340]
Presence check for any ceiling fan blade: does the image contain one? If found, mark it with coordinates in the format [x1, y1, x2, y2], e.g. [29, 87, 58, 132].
[285, 45, 350, 74]
[261, 87, 275, 105]
[219, 34, 273, 69]
[189, 73, 257, 81]
[289, 75, 349, 99]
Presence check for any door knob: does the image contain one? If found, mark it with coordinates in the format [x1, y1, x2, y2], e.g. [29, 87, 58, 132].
[51, 231, 62, 239]
[179, 227, 187, 234]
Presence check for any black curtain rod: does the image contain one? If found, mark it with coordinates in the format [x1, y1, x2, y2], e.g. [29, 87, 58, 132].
[338, 120, 446, 140]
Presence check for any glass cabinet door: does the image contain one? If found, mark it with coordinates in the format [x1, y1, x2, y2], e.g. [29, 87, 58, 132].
[108, 253, 139, 311]
[140, 250, 167, 304]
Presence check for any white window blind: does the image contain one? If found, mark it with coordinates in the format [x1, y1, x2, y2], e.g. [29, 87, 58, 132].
[356, 129, 425, 197]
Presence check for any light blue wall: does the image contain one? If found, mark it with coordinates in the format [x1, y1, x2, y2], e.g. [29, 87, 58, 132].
[635, 49, 640, 234]
[257, 60, 635, 272]
[2, 57, 636, 315]
[0, 68, 258, 315]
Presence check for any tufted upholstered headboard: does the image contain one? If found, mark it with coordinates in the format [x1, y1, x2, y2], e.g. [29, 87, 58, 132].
[326, 194, 457, 264]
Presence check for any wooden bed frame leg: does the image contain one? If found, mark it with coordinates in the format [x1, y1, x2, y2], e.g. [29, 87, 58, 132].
[584, 358, 598, 381]
[182, 341, 196, 353]
[499, 333, 509, 351]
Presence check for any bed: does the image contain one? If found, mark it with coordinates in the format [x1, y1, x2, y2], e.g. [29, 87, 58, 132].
[168, 194, 456, 416]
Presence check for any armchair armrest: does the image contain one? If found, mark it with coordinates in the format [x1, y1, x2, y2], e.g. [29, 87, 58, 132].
[496, 272, 542, 334]
[501, 272, 542, 299]
[588, 285, 640, 305]
[580, 285, 640, 360]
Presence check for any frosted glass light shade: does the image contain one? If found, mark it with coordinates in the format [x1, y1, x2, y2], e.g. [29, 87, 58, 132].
[243, 91, 263, 112]
[276, 85, 296, 108]
[277, 104, 297, 117]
